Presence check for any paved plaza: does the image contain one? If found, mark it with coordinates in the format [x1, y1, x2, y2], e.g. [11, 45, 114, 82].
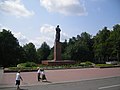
[0, 68, 120, 90]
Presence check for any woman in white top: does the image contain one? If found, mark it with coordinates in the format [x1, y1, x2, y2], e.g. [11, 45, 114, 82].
[37, 67, 41, 81]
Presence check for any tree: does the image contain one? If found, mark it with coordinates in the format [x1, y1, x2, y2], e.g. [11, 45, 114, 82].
[17, 46, 27, 63]
[0, 29, 21, 67]
[108, 24, 120, 62]
[61, 39, 68, 59]
[79, 32, 94, 62]
[37, 42, 50, 62]
[93, 27, 110, 63]
[47, 47, 54, 60]
[64, 32, 93, 62]
[23, 43, 38, 63]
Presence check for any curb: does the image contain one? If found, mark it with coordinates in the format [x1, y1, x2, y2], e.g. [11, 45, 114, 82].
[100, 65, 120, 68]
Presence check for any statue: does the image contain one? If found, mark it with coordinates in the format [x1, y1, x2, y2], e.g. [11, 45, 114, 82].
[55, 25, 61, 42]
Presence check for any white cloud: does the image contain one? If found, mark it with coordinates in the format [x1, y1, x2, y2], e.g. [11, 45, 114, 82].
[15, 24, 69, 48]
[0, 0, 34, 17]
[0, 24, 29, 46]
[0, 24, 69, 48]
[40, 0, 87, 16]
[30, 36, 54, 48]
[40, 24, 55, 36]
[10, 24, 69, 48]
[0, 24, 2, 29]
[38, 24, 69, 48]
[13, 32, 29, 46]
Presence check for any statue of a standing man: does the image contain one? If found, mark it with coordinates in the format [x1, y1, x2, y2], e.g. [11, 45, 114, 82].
[55, 25, 61, 42]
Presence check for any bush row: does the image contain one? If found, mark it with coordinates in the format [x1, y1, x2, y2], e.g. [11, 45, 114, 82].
[4, 61, 120, 72]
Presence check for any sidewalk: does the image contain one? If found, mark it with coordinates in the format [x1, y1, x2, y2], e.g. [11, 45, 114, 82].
[0, 68, 3, 84]
[0, 68, 120, 88]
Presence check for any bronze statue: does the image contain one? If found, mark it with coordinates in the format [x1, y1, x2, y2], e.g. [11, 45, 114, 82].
[55, 25, 61, 42]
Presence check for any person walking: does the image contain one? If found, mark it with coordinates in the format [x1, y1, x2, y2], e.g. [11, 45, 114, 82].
[15, 70, 23, 90]
[37, 67, 41, 81]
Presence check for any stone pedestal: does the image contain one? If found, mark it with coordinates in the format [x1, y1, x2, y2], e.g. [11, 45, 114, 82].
[42, 60, 75, 66]
[42, 42, 75, 66]
[54, 42, 61, 61]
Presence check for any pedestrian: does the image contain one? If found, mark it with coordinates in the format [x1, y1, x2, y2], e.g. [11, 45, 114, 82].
[41, 68, 47, 82]
[15, 70, 23, 90]
[37, 67, 41, 81]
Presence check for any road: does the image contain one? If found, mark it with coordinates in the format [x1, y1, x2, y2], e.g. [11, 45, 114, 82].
[0, 76, 120, 90]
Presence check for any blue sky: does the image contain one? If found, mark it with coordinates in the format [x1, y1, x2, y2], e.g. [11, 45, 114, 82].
[0, 0, 120, 48]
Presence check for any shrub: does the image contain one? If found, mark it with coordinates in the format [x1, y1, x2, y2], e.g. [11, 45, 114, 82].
[17, 62, 37, 68]
[80, 61, 94, 67]
[25, 62, 37, 67]
[95, 64, 113, 67]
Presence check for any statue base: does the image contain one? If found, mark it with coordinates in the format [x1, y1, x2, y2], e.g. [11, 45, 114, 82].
[54, 41, 61, 61]
[42, 60, 75, 66]
[42, 40, 76, 65]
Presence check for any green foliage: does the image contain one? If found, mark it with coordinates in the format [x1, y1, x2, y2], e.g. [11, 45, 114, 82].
[93, 27, 111, 63]
[47, 47, 54, 60]
[95, 64, 113, 67]
[80, 61, 94, 67]
[23, 43, 38, 63]
[0, 29, 22, 67]
[17, 62, 37, 68]
[63, 32, 93, 62]
[108, 24, 120, 62]
[37, 42, 50, 61]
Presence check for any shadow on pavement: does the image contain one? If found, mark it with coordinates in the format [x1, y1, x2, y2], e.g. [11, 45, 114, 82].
[17, 88, 28, 90]
[42, 80, 52, 83]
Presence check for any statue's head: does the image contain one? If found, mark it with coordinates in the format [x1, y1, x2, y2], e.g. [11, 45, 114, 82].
[57, 25, 59, 28]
